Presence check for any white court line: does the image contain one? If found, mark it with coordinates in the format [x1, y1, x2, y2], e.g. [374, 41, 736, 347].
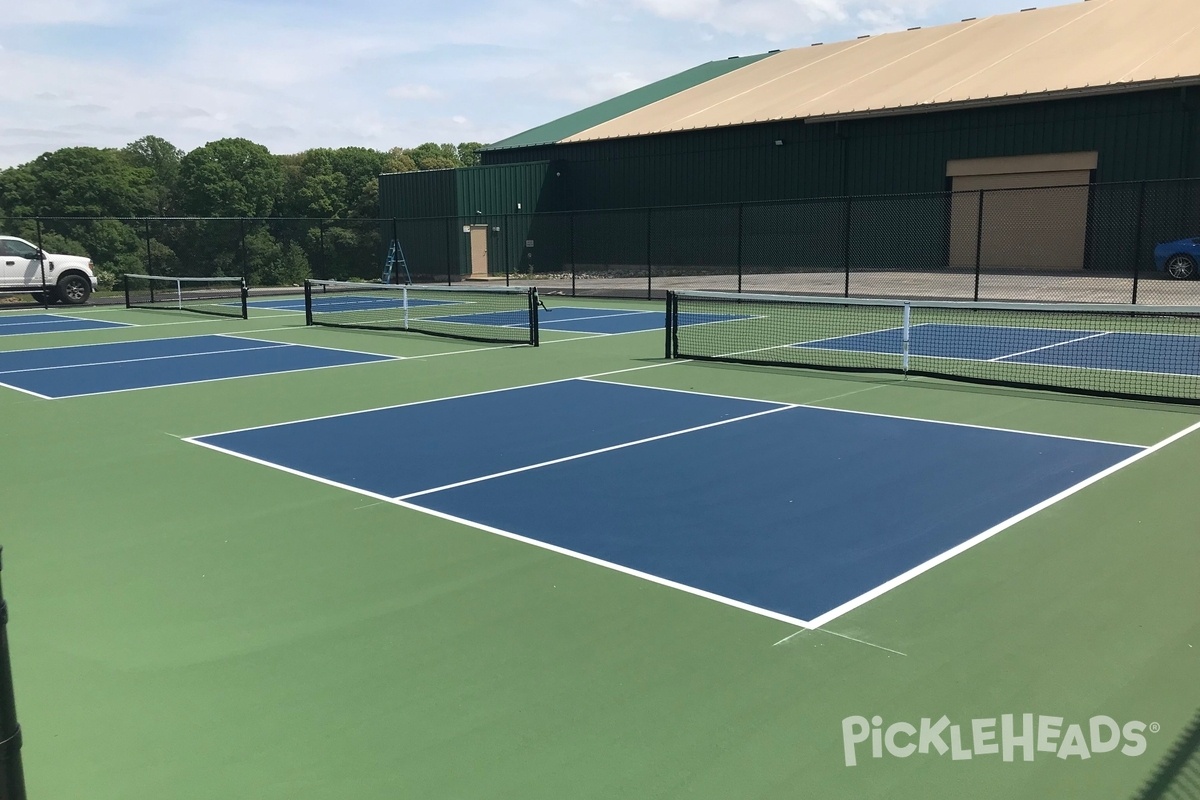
[802, 417, 1200, 629]
[0, 313, 127, 327]
[585, 377, 1146, 449]
[0, 342, 291, 376]
[395, 404, 794, 501]
[215, 333, 405, 361]
[0, 319, 135, 337]
[43, 309, 300, 328]
[182, 371, 1198, 635]
[191, 361, 687, 439]
[0, 379, 53, 400]
[0, 330, 257, 354]
[989, 331, 1111, 362]
[181, 435, 814, 630]
[773, 627, 908, 656]
[539, 309, 657, 323]
[47, 356, 396, 400]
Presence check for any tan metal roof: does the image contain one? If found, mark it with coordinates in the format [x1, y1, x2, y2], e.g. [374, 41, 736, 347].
[562, 0, 1200, 144]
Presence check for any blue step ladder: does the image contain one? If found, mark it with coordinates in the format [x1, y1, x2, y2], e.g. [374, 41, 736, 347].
[381, 239, 412, 285]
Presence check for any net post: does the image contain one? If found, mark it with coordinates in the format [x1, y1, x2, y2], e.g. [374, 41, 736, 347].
[901, 301, 911, 375]
[123, 274, 131, 309]
[529, 288, 540, 346]
[175, 278, 182, 311]
[240, 278, 249, 320]
[665, 292, 676, 358]
[402, 286, 409, 331]
[0, 549, 28, 800]
[304, 280, 313, 326]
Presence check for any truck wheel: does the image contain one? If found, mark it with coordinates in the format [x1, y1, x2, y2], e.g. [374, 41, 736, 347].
[30, 291, 58, 305]
[56, 274, 92, 304]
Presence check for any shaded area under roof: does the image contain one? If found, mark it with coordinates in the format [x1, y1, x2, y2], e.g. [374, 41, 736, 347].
[494, 0, 1200, 147]
[482, 52, 776, 151]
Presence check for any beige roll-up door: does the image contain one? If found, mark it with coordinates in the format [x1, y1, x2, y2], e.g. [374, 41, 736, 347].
[947, 152, 1097, 270]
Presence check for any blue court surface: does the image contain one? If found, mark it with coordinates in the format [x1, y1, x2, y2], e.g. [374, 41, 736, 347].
[248, 297, 742, 335]
[191, 379, 1140, 626]
[0, 334, 393, 399]
[798, 322, 1200, 376]
[0, 313, 129, 336]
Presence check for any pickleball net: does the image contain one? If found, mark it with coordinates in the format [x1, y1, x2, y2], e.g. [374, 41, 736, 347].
[666, 290, 1200, 404]
[124, 274, 248, 319]
[304, 280, 539, 346]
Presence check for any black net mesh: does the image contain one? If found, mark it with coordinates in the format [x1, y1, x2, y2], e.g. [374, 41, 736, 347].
[668, 290, 1200, 404]
[124, 274, 247, 318]
[304, 280, 538, 345]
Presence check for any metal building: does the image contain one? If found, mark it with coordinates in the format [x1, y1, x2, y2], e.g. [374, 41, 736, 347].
[379, 0, 1200, 299]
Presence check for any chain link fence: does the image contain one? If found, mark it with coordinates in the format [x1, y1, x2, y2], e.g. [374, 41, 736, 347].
[5, 177, 1200, 305]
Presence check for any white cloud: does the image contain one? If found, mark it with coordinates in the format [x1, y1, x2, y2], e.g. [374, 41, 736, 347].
[387, 84, 443, 101]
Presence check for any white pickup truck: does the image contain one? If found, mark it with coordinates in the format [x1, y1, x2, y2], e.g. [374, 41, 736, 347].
[0, 235, 97, 304]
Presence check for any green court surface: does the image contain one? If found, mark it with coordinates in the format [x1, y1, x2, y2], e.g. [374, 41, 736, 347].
[1, 296, 1197, 799]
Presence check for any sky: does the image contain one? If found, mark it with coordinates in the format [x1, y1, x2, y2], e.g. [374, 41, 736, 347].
[0, 0, 1078, 168]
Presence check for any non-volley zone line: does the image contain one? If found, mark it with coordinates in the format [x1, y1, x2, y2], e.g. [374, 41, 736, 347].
[187, 378, 1157, 630]
[0, 334, 395, 399]
[0, 312, 132, 336]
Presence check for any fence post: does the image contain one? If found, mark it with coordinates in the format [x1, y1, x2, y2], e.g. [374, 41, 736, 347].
[445, 217, 454, 286]
[34, 219, 47, 309]
[144, 218, 153, 276]
[390, 218, 400, 285]
[842, 197, 853, 298]
[646, 207, 653, 300]
[1131, 182, 1147, 305]
[736, 203, 744, 293]
[238, 218, 247, 285]
[973, 190, 985, 302]
[0, 548, 27, 800]
[317, 220, 326, 280]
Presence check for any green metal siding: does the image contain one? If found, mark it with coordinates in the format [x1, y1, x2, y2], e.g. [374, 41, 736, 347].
[380, 162, 558, 278]
[454, 161, 553, 215]
[482, 88, 1200, 207]
[484, 52, 778, 152]
[378, 168, 457, 218]
[386, 87, 1200, 279]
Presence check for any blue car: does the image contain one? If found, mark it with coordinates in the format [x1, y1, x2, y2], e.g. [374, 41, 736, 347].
[1154, 237, 1200, 279]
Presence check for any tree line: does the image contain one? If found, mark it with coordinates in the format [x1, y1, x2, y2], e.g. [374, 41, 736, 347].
[0, 137, 484, 288]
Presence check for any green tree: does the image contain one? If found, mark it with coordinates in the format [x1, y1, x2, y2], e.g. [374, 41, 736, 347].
[19, 147, 154, 217]
[457, 142, 485, 167]
[383, 148, 417, 174]
[122, 135, 184, 215]
[178, 138, 284, 217]
[408, 142, 459, 171]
